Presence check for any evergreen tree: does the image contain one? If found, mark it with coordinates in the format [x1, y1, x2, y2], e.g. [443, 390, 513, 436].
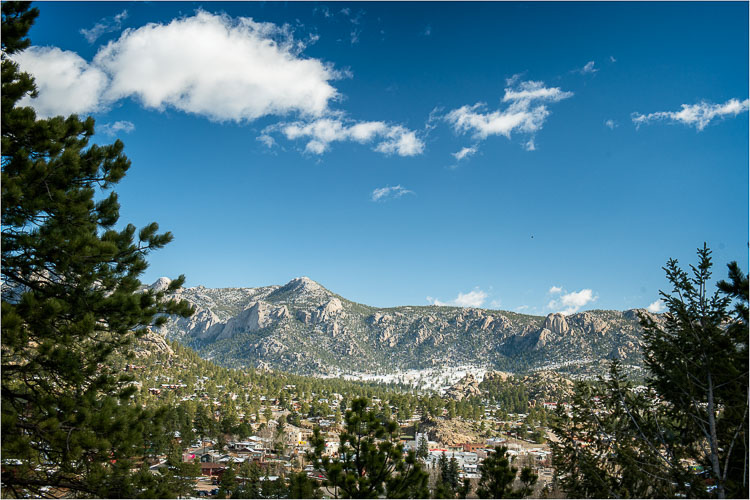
[552, 246, 749, 499]
[476, 446, 518, 499]
[417, 436, 429, 459]
[308, 398, 429, 498]
[164, 441, 201, 498]
[639, 246, 748, 498]
[234, 461, 262, 498]
[0, 3, 193, 497]
[218, 463, 239, 499]
[447, 457, 460, 491]
[518, 466, 538, 498]
[288, 471, 320, 499]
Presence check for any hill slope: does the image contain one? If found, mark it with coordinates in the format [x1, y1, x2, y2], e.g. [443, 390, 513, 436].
[155, 277, 659, 378]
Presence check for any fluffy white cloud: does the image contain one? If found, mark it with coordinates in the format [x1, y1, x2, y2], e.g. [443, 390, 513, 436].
[371, 185, 414, 202]
[13, 47, 109, 118]
[548, 286, 562, 294]
[93, 11, 339, 122]
[548, 288, 597, 315]
[99, 120, 135, 135]
[604, 119, 617, 129]
[15, 12, 341, 123]
[80, 10, 128, 43]
[427, 289, 488, 308]
[647, 299, 665, 313]
[632, 98, 750, 131]
[445, 80, 572, 148]
[374, 127, 424, 156]
[453, 145, 477, 161]
[274, 117, 424, 156]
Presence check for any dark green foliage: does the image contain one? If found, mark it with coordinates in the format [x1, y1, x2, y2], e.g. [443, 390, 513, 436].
[518, 466, 538, 498]
[308, 398, 429, 498]
[552, 246, 749, 499]
[417, 436, 429, 459]
[640, 246, 748, 498]
[233, 461, 262, 498]
[549, 362, 691, 497]
[0, 3, 193, 496]
[288, 471, 320, 498]
[219, 464, 239, 499]
[261, 474, 288, 499]
[476, 446, 518, 498]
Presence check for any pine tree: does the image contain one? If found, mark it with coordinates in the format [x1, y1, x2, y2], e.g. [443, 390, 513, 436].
[518, 465, 538, 498]
[448, 457, 460, 491]
[639, 246, 748, 498]
[308, 397, 429, 498]
[552, 246, 749, 498]
[417, 436, 429, 460]
[1, 2, 193, 497]
[288, 471, 320, 499]
[218, 463, 238, 499]
[476, 446, 518, 499]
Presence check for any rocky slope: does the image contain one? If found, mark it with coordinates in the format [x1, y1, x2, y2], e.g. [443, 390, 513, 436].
[154, 277, 661, 378]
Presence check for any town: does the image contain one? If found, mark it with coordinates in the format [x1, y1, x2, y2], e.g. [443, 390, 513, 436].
[123, 342, 563, 498]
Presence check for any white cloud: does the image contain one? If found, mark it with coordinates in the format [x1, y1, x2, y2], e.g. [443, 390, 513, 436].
[275, 117, 424, 156]
[99, 120, 135, 135]
[257, 134, 276, 148]
[548, 286, 562, 294]
[647, 299, 665, 313]
[505, 73, 525, 86]
[445, 80, 572, 149]
[502, 81, 573, 104]
[547, 288, 597, 315]
[13, 46, 109, 118]
[456, 290, 488, 308]
[371, 185, 414, 202]
[610, 55, 617, 63]
[604, 119, 617, 129]
[93, 11, 339, 122]
[452, 146, 478, 161]
[80, 10, 128, 43]
[577, 61, 598, 74]
[374, 127, 424, 156]
[524, 139, 536, 151]
[427, 289, 488, 308]
[15, 12, 341, 123]
[632, 98, 750, 131]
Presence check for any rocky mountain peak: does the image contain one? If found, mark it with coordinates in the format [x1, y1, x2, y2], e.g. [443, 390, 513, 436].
[150, 277, 172, 292]
[288, 276, 323, 290]
[543, 313, 570, 335]
[270, 276, 331, 304]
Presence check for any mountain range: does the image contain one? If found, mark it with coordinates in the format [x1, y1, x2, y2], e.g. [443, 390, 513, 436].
[155, 276, 661, 379]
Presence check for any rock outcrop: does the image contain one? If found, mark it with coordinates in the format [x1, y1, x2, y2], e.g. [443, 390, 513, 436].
[445, 374, 482, 401]
[155, 277, 654, 378]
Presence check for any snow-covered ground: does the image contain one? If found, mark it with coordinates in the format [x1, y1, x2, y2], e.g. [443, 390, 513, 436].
[532, 358, 594, 371]
[321, 365, 489, 393]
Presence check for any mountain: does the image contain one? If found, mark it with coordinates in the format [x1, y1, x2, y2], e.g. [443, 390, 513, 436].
[154, 276, 661, 379]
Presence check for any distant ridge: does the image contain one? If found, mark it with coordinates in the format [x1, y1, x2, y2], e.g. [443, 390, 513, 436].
[155, 277, 661, 379]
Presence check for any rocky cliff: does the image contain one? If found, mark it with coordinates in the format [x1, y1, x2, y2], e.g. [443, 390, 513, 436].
[155, 277, 661, 378]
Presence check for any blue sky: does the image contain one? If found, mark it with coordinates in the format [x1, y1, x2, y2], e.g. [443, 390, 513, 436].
[16, 1, 749, 314]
